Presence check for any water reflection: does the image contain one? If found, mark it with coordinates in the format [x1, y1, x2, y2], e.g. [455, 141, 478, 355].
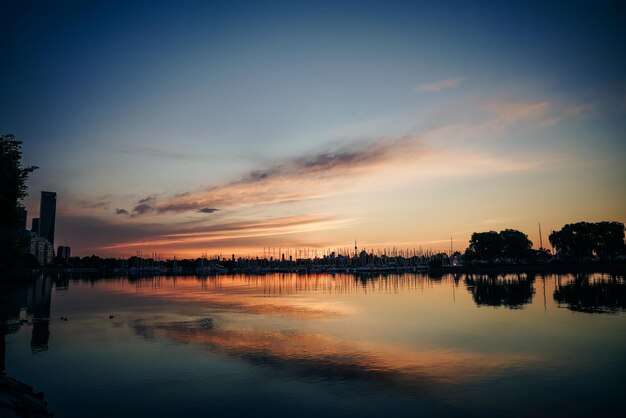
[0, 276, 52, 362]
[130, 316, 537, 393]
[554, 274, 626, 313]
[465, 274, 536, 308]
[2, 272, 625, 418]
[0, 276, 53, 417]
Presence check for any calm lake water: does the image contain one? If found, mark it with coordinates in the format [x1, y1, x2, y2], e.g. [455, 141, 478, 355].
[2, 272, 625, 417]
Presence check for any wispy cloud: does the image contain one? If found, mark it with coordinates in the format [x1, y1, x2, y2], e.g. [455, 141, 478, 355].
[97, 215, 352, 252]
[78, 198, 110, 210]
[125, 96, 579, 218]
[132, 196, 158, 216]
[415, 77, 464, 93]
[198, 208, 219, 214]
[483, 100, 549, 122]
[137, 135, 425, 215]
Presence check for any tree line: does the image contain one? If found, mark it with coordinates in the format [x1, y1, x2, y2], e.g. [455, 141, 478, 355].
[464, 222, 625, 264]
[0, 134, 37, 272]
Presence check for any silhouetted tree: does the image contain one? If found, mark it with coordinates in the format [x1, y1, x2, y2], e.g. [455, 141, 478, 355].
[549, 221, 625, 261]
[464, 231, 503, 262]
[465, 229, 535, 263]
[427, 253, 449, 268]
[0, 134, 38, 272]
[594, 221, 626, 259]
[500, 229, 532, 261]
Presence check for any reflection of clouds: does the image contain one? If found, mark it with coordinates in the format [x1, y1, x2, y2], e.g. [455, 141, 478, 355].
[106, 277, 348, 320]
[131, 317, 538, 393]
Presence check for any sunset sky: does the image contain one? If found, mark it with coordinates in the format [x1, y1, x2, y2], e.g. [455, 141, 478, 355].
[2, 0, 625, 258]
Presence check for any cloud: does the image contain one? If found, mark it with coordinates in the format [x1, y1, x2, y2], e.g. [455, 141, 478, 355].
[137, 195, 157, 204]
[78, 198, 110, 210]
[198, 208, 219, 214]
[106, 145, 213, 161]
[98, 214, 350, 252]
[115, 208, 129, 215]
[152, 135, 423, 214]
[57, 214, 351, 257]
[132, 195, 158, 215]
[483, 100, 549, 122]
[133, 203, 153, 215]
[415, 77, 464, 93]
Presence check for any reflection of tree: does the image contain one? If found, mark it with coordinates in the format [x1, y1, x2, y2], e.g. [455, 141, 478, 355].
[465, 274, 535, 309]
[553, 275, 626, 313]
[0, 275, 53, 417]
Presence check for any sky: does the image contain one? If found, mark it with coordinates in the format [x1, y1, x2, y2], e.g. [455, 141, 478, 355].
[1, 0, 625, 258]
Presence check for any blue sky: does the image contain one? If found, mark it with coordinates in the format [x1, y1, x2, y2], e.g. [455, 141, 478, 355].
[2, 0, 625, 256]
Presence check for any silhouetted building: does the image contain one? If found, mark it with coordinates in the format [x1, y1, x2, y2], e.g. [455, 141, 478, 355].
[31, 217, 40, 233]
[57, 246, 71, 260]
[28, 233, 54, 265]
[16, 206, 27, 231]
[39, 191, 56, 246]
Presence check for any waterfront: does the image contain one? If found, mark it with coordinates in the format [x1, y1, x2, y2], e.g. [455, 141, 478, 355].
[2, 272, 625, 417]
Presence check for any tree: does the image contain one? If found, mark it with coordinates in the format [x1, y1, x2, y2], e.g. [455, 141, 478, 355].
[464, 229, 534, 263]
[549, 221, 625, 261]
[464, 231, 503, 262]
[0, 134, 38, 271]
[594, 221, 626, 259]
[499, 229, 532, 261]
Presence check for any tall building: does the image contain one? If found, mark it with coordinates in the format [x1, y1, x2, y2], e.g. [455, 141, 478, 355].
[16, 206, 27, 231]
[28, 233, 54, 265]
[31, 218, 39, 233]
[39, 191, 56, 246]
[57, 246, 71, 260]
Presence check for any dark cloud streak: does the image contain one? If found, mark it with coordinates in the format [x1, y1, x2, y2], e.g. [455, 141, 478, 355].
[198, 208, 218, 214]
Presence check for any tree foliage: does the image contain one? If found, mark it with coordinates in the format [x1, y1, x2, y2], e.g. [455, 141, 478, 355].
[0, 134, 38, 271]
[549, 221, 625, 260]
[464, 229, 533, 263]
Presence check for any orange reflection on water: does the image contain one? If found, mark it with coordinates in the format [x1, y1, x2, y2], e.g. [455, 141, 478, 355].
[132, 316, 539, 390]
[101, 274, 360, 320]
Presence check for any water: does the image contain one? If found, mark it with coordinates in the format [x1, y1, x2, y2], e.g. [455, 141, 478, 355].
[2, 272, 625, 417]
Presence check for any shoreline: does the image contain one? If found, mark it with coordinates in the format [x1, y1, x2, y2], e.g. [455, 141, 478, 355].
[0, 374, 52, 418]
[7, 262, 625, 279]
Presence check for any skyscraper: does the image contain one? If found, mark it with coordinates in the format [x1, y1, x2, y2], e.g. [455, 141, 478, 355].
[16, 206, 27, 231]
[39, 191, 56, 246]
[31, 218, 39, 233]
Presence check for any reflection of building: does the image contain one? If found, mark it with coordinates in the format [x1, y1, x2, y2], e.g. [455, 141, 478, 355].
[39, 191, 56, 246]
[0, 276, 52, 362]
[27, 277, 52, 353]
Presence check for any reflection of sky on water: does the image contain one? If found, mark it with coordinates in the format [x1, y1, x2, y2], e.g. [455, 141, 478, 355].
[3, 273, 626, 418]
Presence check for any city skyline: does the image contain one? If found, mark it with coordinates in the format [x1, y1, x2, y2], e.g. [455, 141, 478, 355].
[2, 1, 625, 257]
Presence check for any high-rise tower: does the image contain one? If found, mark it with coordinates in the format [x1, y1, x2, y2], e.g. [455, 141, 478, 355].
[39, 191, 56, 246]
